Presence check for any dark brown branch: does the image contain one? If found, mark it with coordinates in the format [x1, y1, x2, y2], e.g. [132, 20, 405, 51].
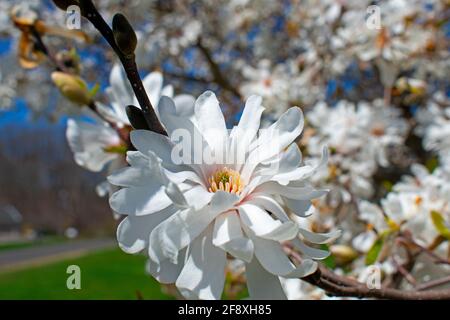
[303, 265, 450, 300]
[30, 26, 69, 73]
[79, 0, 166, 136]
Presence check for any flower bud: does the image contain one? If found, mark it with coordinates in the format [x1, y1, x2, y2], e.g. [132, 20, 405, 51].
[52, 0, 79, 10]
[126, 105, 149, 130]
[112, 13, 137, 56]
[330, 245, 358, 265]
[51, 71, 92, 106]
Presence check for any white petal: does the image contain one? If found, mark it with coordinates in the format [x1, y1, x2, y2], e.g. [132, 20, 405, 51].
[194, 91, 228, 153]
[245, 228, 296, 276]
[283, 259, 318, 278]
[246, 195, 290, 222]
[213, 211, 254, 262]
[107, 166, 152, 187]
[256, 182, 327, 200]
[142, 71, 163, 112]
[165, 170, 204, 185]
[239, 204, 298, 242]
[183, 185, 214, 210]
[237, 95, 264, 133]
[176, 228, 226, 300]
[126, 151, 149, 167]
[130, 130, 176, 167]
[108, 64, 133, 113]
[116, 206, 175, 254]
[109, 184, 172, 216]
[254, 143, 302, 178]
[66, 119, 119, 172]
[241, 107, 304, 181]
[229, 96, 265, 169]
[292, 238, 330, 260]
[173, 94, 195, 120]
[298, 228, 341, 244]
[245, 257, 287, 300]
[161, 84, 174, 98]
[158, 96, 214, 175]
[352, 231, 377, 253]
[146, 249, 186, 284]
[149, 191, 238, 264]
[283, 198, 313, 217]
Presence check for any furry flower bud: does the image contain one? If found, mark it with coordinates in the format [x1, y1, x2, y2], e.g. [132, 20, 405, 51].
[51, 71, 92, 106]
[112, 14, 137, 56]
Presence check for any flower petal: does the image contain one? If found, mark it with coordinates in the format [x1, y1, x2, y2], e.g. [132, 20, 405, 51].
[149, 191, 238, 264]
[142, 71, 163, 112]
[283, 198, 314, 217]
[173, 94, 195, 120]
[116, 206, 175, 254]
[239, 204, 298, 241]
[256, 182, 327, 200]
[213, 211, 254, 262]
[66, 119, 119, 172]
[146, 249, 186, 284]
[175, 228, 226, 300]
[245, 257, 287, 300]
[194, 91, 228, 153]
[245, 228, 296, 276]
[107, 165, 152, 187]
[241, 107, 304, 181]
[109, 184, 172, 216]
[246, 195, 290, 222]
[292, 238, 330, 260]
[130, 130, 176, 167]
[298, 228, 341, 244]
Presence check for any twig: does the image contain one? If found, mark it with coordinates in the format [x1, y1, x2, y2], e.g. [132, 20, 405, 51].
[398, 236, 450, 266]
[196, 37, 241, 98]
[79, 0, 166, 135]
[393, 256, 417, 286]
[29, 26, 70, 73]
[303, 264, 450, 300]
[416, 275, 450, 291]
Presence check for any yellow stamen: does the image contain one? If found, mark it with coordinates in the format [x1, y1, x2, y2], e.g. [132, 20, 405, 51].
[208, 167, 244, 195]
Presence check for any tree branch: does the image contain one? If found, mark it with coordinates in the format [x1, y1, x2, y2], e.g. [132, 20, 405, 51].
[79, 0, 166, 136]
[303, 265, 450, 300]
[196, 37, 241, 98]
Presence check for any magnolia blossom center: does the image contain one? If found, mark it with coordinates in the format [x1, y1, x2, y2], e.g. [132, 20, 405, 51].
[208, 167, 244, 195]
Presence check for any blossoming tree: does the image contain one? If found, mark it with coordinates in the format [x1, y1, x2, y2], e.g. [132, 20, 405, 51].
[2, 0, 450, 299]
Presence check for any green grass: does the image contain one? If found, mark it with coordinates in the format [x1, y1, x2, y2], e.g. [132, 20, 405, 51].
[0, 236, 66, 252]
[0, 248, 172, 300]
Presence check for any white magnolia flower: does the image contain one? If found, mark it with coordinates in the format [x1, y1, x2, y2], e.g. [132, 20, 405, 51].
[66, 117, 123, 172]
[415, 92, 450, 169]
[66, 64, 195, 173]
[108, 91, 340, 300]
[306, 99, 409, 198]
[96, 64, 195, 128]
[356, 164, 450, 248]
[337, 0, 434, 64]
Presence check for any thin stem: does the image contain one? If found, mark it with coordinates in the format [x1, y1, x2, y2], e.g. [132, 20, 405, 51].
[303, 264, 450, 300]
[80, 0, 166, 136]
[196, 37, 241, 99]
[30, 26, 69, 73]
[416, 275, 450, 291]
